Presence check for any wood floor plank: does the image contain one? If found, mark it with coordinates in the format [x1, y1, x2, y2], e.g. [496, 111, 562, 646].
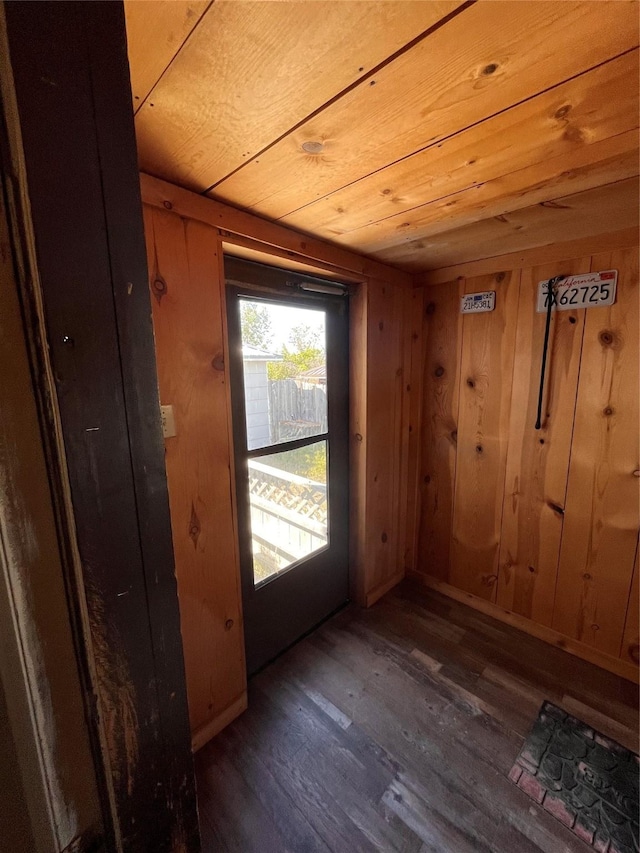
[235, 696, 381, 853]
[361, 598, 485, 680]
[291, 679, 354, 730]
[405, 583, 639, 724]
[196, 746, 291, 853]
[203, 714, 336, 853]
[308, 621, 529, 788]
[382, 777, 493, 853]
[409, 649, 442, 674]
[254, 676, 392, 805]
[245, 669, 423, 852]
[302, 632, 580, 853]
[559, 694, 639, 753]
[195, 581, 638, 852]
[481, 666, 547, 708]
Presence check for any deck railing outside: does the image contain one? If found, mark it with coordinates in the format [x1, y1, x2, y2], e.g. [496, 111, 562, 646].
[248, 459, 328, 582]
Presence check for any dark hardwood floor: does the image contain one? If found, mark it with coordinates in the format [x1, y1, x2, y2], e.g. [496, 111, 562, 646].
[195, 581, 639, 852]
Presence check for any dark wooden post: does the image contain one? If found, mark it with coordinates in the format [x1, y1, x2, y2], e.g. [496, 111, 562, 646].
[3, 2, 200, 849]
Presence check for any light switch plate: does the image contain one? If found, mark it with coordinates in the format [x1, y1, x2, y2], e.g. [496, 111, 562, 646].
[161, 405, 176, 438]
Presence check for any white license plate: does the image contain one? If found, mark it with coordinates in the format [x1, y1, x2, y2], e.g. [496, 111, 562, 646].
[536, 271, 617, 313]
[460, 291, 495, 314]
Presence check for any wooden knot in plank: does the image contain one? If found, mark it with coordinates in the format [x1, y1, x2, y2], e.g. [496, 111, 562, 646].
[152, 276, 167, 304]
[189, 502, 201, 548]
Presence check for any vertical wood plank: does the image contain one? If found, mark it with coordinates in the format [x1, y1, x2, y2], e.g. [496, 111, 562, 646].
[497, 258, 589, 624]
[620, 540, 639, 665]
[0, 161, 104, 853]
[416, 280, 464, 581]
[553, 247, 640, 655]
[144, 206, 246, 739]
[365, 280, 405, 595]
[390, 285, 406, 584]
[5, 3, 200, 846]
[396, 286, 413, 577]
[87, 9, 202, 834]
[349, 281, 368, 605]
[365, 279, 391, 594]
[403, 287, 425, 575]
[450, 271, 520, 599]
[216, 240, 247, 684]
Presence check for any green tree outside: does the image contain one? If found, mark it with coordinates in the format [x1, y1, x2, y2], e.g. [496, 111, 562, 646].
[240, 302, 273, 349]
[267, 323, 324, 380]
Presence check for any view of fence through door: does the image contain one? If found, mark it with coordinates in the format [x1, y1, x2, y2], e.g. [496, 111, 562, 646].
[239, 298, 329, 584]
[226, 257, 349, 674]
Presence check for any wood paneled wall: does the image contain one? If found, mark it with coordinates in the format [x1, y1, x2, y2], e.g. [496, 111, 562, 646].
[141, 175, 417, 745]
[413, 240, 639, 682]
[143, 207, 247, 749]
[353, 279, 423, 606]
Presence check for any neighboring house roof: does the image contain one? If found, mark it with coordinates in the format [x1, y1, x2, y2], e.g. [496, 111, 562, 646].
[242, 344, 282, 361]
[297, 364, 326, 382]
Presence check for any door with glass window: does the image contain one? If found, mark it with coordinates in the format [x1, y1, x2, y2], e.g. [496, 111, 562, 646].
[225, 258, 349, 674]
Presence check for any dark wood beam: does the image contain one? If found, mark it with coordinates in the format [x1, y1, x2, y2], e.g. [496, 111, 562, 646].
[3, 2, 200, 849]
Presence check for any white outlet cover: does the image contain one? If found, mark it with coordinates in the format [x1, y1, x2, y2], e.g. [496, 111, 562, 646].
[161, 405, 176, 438]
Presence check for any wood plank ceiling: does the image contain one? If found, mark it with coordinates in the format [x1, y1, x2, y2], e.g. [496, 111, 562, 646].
[125, 0, 640, 273]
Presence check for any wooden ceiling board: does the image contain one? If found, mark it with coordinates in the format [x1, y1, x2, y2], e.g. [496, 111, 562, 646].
[139, 173, 412, 287]
[336, 134, 639, 255]
[376, 177, 640, 271]
[210, 1, 639, 220]
[132, 0, 463, 192]
[124, 0, 210, 108]
[417, 228, 639, 286]
[280, 50, 639, 240]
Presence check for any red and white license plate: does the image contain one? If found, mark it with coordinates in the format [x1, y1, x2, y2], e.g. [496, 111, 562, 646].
[536, 271, 617, 313]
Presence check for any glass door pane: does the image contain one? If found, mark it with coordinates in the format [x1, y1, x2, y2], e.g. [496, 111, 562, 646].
[239, 299, 327, 451]
[249, 441, 328, 585]
[238, 296, 331, 587]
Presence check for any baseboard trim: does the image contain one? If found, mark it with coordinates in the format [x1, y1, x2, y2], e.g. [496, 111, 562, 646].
[191, 691, 248, 752]
[408, 572, 639, 685]
[366, 569, 405, 608]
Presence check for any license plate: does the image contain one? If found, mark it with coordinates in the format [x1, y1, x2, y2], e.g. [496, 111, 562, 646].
[536, 271, 617, 313]
[460, 291, 495, 314]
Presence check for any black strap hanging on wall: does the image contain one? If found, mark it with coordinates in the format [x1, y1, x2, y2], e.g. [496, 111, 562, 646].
[535, 275, 565, 430]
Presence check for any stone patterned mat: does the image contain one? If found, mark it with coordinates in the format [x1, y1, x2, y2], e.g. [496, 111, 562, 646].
[510, 701, 639, 853]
